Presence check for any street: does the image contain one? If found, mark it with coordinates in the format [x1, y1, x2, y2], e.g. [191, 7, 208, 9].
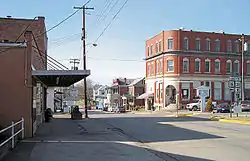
[3, 110, 250, 161]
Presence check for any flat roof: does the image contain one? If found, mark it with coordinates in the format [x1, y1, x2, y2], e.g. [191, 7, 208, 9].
[32, 70, 90, 87]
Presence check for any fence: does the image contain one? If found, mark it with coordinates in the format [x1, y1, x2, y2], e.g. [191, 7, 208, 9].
[0, 117, 24, 149]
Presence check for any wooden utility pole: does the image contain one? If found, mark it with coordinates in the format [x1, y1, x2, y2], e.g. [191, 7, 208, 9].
[73, 5, 94, 118]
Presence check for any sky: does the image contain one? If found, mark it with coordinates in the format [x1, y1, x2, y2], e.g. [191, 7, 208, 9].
[1, 0, 250, 85]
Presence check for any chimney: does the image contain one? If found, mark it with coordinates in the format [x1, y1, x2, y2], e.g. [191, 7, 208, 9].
[37, 16, 45, 22]
[124, 78, 127, 83]
[6, 16, 12, 18]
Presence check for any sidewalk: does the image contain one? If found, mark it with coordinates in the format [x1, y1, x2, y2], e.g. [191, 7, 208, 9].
[1, 115, 173, 161]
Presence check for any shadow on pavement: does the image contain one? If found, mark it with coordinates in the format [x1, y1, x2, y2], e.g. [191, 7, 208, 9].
[1, 115, 220, 161]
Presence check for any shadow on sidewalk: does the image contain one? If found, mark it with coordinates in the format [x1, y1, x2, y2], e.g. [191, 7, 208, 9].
[1, 116, 220, 161]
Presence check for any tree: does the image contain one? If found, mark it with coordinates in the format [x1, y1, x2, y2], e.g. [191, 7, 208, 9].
[75, 78, 96, 101]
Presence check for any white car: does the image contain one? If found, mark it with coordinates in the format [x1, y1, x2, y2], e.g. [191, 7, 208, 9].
[186, 99, 217, 111]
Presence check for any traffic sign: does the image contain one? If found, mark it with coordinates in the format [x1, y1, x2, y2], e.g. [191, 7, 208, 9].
[228, 81, 234, 88]
[235, 82, 241, 88]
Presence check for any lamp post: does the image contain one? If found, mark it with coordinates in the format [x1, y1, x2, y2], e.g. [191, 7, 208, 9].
[239, 34, 248, 102]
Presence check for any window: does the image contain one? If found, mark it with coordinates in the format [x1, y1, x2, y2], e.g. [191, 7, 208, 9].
[234, 60, 239, 74]
[159, 40, 162, 52]
[247, 60, 250, 74]
[227, 40, 232, 53]
[147, 46, 150, 56]
[195, 58, 200, 72]
[160, 83, 163, 99]
[182, 89, 189, 99]
[183, 57, 189, 72]
[147, 64, 151, 76]
[226, 60, 232, 74]
[150, 45, 153, 55]
[155, 42, 159, 53]
[156, 88, 159, 99]
[247, 43, 250, 53]
[183, 37, 188, 50]
[215, 39, 220, 52]
[215, 59, 220, 73]
[205, 38, 210, 51]
[214, 82, 221, 100]
[193, 89, 199, 99]
[205, 59, 210, 72]
[234, 40, 239, 53]
[224, 82, 231, 100]
[196, 38, 201, 51]
[168, 38, 173, 49]
[156, 61, 159, 73]
[167, 60, 174, 72]
[159, 59, 162, 72]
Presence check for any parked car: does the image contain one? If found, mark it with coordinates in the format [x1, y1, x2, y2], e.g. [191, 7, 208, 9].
[114, 106, 126, 113]
[215, 103, 230, 113]
[239, 100, 250, 112]
[186, 99, 217, 111]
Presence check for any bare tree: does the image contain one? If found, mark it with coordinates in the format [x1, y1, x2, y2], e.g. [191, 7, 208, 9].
[75, 79, 95, 101]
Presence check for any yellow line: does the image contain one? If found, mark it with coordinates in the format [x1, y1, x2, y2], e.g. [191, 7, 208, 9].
[219, 119, 250, 125]
[169, 113, 195, 117]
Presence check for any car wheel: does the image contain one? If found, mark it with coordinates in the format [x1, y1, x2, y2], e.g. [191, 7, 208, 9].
[193, 106, 198, 111]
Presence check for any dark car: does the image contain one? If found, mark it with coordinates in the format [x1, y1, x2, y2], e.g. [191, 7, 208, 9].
[114, 106, 126, 113]
[216, 103, 230, 113]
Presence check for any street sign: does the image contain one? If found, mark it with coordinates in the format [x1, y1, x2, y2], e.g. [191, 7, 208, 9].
[235, 77, 241, 82]
[235, 82, 241, 88]
[235, 88, 241, 94]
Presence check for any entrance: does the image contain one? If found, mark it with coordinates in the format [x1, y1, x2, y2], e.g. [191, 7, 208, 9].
[165, 85, 176, 106]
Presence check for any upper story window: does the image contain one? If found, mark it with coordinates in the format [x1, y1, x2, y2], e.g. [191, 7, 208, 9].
[247, 43, 250, 53]
[156, 60, 159, 73]
[183, 37, 188, 50]
[234, 40, 239, 53]
[147, 46, 150, 56]
[150, 45, 153, 55]
[227, 40, 232, 53]
[168, 38, 173, 49]
[215, 39, 220, 52]
[159, 40, 162, 52]
[205, 58, 211, 72]
[195, 58, 200, 72]
[147, 64, 151, 75]
[167, 60, 174, 72]
[195, 38, 201, 51]
[183, 57, 189, 72]
[205, 38, 210, 51]
[234, 60, 239, 73]
[159, 59, 163, 72]
[226, 60, 232, 74]
[247, 60, 250, 74]
[155, 42, 159, 53]
[215, 59, 220, 73]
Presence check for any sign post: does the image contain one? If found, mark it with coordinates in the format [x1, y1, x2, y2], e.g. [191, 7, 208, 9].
[196, 86, 210, 112]
[229, 73, 242, 117]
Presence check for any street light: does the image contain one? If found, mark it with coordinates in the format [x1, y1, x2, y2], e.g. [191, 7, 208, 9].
[239, 34, 248, 101]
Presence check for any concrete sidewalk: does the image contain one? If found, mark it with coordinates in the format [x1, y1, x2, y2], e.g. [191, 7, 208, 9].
[1, 115, 173, 161]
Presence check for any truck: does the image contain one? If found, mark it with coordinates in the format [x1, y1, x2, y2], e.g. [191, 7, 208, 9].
[186, 99, 217, 111]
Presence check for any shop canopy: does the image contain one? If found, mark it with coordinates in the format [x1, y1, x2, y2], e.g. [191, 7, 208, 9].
[32, 70, 90, 87]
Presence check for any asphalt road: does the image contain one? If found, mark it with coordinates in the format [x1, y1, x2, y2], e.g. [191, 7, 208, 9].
[2, 110, 250, 161]
[91, 110, 250, 161]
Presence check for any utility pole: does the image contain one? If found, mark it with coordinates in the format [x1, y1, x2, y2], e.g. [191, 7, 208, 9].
[74, 5, 94, 118]
[70, 58, 80, 70]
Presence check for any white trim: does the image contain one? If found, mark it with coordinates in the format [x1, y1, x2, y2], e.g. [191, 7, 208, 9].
[196, 37, 201, 40]
[206, 38, 210, 40]
[234, 60, 239, 63]
[205, 58, 211, 62]
[0, 42, 27, 47]
[215, 59, 220, 62]
[226, 59, 232, 63]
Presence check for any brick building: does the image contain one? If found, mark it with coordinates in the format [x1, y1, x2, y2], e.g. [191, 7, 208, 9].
[145, 29, 250, 110]
[0, 16, 90, 137]
[128, 77, 145, 107]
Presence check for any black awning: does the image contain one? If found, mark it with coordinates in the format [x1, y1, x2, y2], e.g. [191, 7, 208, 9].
[32, 70, 90, 87]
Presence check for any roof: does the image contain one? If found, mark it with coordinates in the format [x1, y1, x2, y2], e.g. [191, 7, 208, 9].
[128, 77, 144, 86]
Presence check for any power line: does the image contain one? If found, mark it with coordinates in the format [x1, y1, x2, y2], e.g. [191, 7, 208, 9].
[87, 56, 144, 62]
[94, 0, 129, 43]
[0, 0, 92, 55]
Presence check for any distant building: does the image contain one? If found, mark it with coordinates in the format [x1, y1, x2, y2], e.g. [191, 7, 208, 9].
[128, 77, 145, 107]
[145, 29, 250, 110]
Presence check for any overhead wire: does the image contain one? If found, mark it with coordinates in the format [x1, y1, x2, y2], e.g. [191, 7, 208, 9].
[0, 0, 92, 55]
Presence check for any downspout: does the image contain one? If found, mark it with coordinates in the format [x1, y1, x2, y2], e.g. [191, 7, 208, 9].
[162, 31, 165, 108]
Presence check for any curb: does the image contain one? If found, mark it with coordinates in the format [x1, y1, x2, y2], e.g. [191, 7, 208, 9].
[219, 119, 250, 125]
[169, 113, 195, 117]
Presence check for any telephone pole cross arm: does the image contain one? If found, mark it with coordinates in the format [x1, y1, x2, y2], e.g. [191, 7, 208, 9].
[73, 5, 94, 118]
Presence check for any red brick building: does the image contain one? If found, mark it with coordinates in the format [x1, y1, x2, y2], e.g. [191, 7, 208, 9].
[0, 16, 90, 137]
[145, 29, 250, 110]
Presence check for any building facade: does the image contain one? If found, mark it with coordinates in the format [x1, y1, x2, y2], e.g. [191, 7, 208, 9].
[128, 77, 145, 107]
[145, 29, 250, 110]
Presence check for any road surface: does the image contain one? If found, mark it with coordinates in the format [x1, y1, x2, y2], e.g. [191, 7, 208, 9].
[2, 110, 250, 161]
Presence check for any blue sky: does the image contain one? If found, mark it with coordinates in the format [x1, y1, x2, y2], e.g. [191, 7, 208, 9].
[1, 0, 250, 85]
